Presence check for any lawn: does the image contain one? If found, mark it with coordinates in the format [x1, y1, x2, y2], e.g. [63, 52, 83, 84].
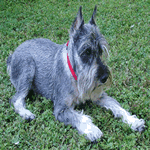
[0, 0, 149, 149]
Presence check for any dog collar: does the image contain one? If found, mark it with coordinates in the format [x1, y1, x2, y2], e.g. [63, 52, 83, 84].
[66, 41, 77, 80]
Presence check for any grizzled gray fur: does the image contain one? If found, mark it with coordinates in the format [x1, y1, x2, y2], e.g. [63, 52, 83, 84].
[7, 6, 145, 141]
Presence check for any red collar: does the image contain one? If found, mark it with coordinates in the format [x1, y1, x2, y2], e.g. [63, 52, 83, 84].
[66, 41, 77, 80]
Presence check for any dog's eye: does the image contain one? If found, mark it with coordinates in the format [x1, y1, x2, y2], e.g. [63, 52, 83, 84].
[85, 48, 91, 55]
[80, 48, 94, 64]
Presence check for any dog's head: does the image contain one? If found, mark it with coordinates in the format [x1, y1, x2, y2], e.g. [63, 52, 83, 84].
[67, 6, 112, 101]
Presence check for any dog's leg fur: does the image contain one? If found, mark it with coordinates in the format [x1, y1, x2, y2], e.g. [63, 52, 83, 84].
[8, 54, 35, 120]
[94, 93, 145, 132]
[54, 106, 103, 141]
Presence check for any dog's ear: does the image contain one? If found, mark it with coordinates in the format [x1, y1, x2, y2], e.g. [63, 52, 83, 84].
[70, 6, 84, 34]
[89, 5, 97, 25]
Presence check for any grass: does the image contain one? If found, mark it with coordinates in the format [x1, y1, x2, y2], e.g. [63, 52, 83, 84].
[0, 0, 149, 149]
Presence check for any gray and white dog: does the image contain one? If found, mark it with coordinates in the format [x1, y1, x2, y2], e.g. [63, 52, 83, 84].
[7, 6, 145, 141]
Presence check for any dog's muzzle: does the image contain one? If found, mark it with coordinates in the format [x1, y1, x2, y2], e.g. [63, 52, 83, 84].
[96, 65, 110, 84]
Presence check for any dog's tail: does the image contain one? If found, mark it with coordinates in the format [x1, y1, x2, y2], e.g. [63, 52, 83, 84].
[7, 55, 12, 76]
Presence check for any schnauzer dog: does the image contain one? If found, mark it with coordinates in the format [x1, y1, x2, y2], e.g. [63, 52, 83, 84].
[7, 6, 145, 141]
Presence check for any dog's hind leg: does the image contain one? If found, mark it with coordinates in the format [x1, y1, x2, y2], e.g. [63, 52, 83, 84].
[8, 55, 35, 120]
[54, 106, 103, 141]
[94, 92, 145, 132]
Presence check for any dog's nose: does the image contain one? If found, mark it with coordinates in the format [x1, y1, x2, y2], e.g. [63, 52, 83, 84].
[97, 66, 109, 84]
[100, 72, 109, 83]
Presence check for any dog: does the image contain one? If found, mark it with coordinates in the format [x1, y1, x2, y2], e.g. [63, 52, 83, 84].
[7, 6, 145, 141]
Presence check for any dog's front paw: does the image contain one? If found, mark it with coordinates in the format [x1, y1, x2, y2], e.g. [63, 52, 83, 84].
[16, 108, 35, 121]
[77, 115, 103, 141]
[126, 115, 145, 132]
[84, 123, 103, 142]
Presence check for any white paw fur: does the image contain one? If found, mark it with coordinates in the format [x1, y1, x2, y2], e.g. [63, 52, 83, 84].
[123, 115, 145, 132]
[17, 108, 35, 120]
[76, 115, 103, 141]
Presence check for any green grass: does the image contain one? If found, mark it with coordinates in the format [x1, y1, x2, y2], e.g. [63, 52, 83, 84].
[0, 0, 149, 149]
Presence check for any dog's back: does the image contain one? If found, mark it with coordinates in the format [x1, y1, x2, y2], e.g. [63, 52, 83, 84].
[7, 38, 60, 69]
[10, 38, 61, 59]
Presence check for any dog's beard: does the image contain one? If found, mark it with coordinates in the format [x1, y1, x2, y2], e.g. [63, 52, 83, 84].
[77, 62, 112, 102]
[90, 69, 112, 101]
[77, 62, 98, 101]
[103, 68, 112, 89]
